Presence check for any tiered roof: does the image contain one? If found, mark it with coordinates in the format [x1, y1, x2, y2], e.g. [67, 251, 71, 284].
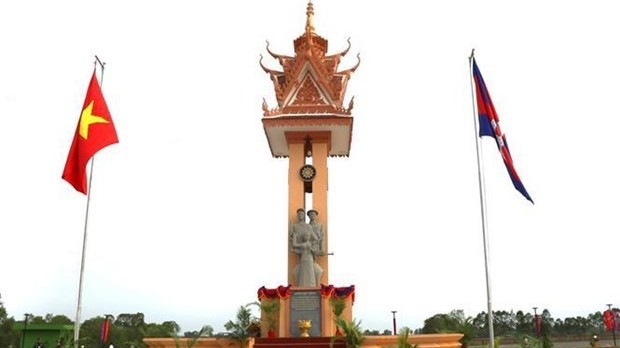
[260, 1, 359, 157]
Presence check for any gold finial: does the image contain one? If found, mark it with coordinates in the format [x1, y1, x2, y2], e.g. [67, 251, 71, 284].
[305, 0, 315, 34]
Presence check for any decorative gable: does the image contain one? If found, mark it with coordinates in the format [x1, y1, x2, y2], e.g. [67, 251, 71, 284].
[290, 74, 328, 106]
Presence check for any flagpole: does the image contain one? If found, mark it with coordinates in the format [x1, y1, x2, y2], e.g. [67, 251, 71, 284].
[468, 49, 495, 348]
[74, 56, 106, 348]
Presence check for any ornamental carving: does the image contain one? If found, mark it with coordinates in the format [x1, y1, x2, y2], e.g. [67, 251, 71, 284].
[292, 78, 327, 105]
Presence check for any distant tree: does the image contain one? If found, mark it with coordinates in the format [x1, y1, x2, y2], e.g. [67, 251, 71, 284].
[26, 315, 46, 325]
[563, 317, 583, 335]
[362, 329, 380, 335]
[420, 309, 475, 346]
[493, 310, 516, 336]
[0, 294, 19, 348]
[515, 311, 533, 336]
[540, 309, 553, 348]
[143, 321, 179, 338]
[202, 326, 214, 337]
[115, 313, 146, 328]
[541, 310, 553, 325]
[472, 312, 488, 338]
[79, 314, 145, 348]
[587, 312, 604, 334]
[553, 318, 565, 335]
[109, 313, 147, 348]
[48, 315, 73, 325]
[162, 321, 181, 335]
[450, 310, 475, 347]
[183, 326, 213, 338]
[420, 314, 457, 334]
[78, 316, 105, 348]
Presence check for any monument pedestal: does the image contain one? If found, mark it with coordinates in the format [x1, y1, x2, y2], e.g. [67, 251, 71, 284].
[254, 337, 346, 348]
[258, 285, 354, 338]
[144, 334, 464, 348]
[288, 288, 323, 337]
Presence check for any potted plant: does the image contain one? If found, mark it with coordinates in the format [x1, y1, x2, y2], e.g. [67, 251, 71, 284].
[224, 305, 257, 348]
[249, 300, 280, 338]
[396, 327, 417, 348]
[260, 299, 280, 338]
[330, 297, 347, 336]
[332, 317, 365, 348]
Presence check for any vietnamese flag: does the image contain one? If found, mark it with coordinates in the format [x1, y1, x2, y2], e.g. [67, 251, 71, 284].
[62, 70, 118, 194]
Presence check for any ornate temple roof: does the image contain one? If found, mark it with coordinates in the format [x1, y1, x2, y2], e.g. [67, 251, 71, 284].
[261, 1, 359, 158]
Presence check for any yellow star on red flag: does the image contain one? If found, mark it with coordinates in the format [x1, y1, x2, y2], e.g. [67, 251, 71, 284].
[62, 70, 118, 194]
[79, 100, 109, 139]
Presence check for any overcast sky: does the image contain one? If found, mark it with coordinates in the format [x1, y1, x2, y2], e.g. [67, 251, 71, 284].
[1, 0, 619, 334]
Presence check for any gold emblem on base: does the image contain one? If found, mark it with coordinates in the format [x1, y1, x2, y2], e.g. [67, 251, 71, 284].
[298, 319, 312, 337]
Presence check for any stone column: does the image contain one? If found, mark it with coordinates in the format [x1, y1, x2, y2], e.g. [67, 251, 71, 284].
[312, 140, 329, 286]
[287, 140, 305, 285]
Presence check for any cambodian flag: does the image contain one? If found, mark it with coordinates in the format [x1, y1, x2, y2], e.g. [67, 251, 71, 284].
[472, 58, 533, 203]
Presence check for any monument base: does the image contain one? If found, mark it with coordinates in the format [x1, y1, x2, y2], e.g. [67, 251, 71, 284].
[257, 285, 354, 338]
[144, 334, 464, 348]
[254, 337, 346, 348]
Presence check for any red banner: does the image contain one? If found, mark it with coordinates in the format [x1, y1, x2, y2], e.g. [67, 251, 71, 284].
[320, 284, 355, 303]
[257, 285, 291, 300]
[534, 314, 542, 336]
[604, 310, 618, 331]
[100, 317, 111, 343]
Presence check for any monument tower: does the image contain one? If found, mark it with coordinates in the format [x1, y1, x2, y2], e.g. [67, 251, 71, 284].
[261, 1, 359, 287]
[144, 3, 464, 348]
[258, 0, 359, 338]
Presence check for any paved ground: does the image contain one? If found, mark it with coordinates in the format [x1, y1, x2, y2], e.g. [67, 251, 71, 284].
[553, 340, 615, 348]
[473, 340, 616, 348]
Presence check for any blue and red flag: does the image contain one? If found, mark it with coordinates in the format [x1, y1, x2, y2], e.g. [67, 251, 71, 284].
[472, 58, 533, 203]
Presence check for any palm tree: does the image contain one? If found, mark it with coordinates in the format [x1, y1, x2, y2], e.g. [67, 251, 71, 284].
[224, 306, 256, 348]
[332, 317, 365, 348]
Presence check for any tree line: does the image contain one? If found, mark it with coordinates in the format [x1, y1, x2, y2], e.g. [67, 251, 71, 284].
[2, 294, 617, 348]
[417, 308, 619, 347]
[0, 295, 215, 348]
[0, 310, 212, 348]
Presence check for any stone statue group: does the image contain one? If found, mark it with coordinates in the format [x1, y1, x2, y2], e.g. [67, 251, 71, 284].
[290, 208, 324, 287]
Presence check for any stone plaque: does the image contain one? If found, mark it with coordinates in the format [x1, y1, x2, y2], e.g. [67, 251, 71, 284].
[289, 290, 322, 337]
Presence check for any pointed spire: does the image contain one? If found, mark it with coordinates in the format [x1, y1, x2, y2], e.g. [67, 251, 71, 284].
[260, 0, 358, 113]
[305, 0, 315, 34]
